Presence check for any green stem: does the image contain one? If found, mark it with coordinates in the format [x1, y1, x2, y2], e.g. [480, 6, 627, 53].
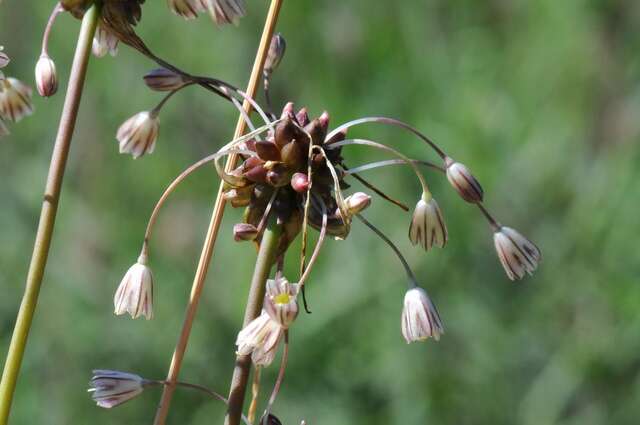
[224, 221, 282, 425]
[0, 5, 101, 423]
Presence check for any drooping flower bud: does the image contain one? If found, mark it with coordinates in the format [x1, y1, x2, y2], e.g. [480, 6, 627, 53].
[35, 54, 58, 97]
[143, 68, 186, 92]
[264, 275, 299, 329]
[493, 226, 541, 281]
[0, 77, 34, 122]
[445, 157, 484, 203]
[88, 370, 147, 408]
[233, 223, 259, 241]
[264, 33, 286, 76]
[408, 193, 447, 251]
[344, 192, 372, 215]
[114, 254, 154, 320]
[116, 111, 160, 159]
[401, 287, 444, 343]
[290, 172, 309, 193]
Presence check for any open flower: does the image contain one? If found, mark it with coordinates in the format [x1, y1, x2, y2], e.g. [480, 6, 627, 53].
[408, 193, 447, 250]
[116, 111, 160, 159]
[114, 254, 154, 320]
[401, 287, 444, 343]
[92, 26, 119, 58]
[236, 311, 284, 367]
[493, 226, 541, 281]
[0, 77, 34, 122]
[207, 0, 246, 25]
[264, 276, 299, 329]
[88, 370, 146, 408]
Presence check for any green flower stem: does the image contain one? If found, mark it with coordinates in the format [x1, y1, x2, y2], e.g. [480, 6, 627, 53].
[224, 221, 282, 425]
[0, 4, 101, 423]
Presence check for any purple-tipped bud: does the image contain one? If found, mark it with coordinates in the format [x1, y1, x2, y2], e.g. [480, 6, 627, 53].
[445, 157, 484, 203]
[264, 33, 286, 76]
[233, 223, 259, 242]
[344, 192, 371, 215]
[281, 102, 295, 119]
[35, 54, 58, 98]
[143, 68, 186, 92]
[296, 107, 309, 126]
[318, 110, 330, 131]
[291, 172, 310, 193]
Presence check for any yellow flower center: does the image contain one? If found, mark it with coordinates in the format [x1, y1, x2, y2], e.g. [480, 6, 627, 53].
[274, 293, 291, 305]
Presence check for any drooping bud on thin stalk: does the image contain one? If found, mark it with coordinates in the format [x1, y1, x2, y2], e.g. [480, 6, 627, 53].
[35, 54, 58, 97]
[88, 370, 151, 408]
[445, 156, 484, 203]
[0, 5, 101, 422]
[143, 68, 187, 92]
[264, 33, 286, 77]
[0, 78, 34, 122]
[113, 248, 154, 320]
[408, 192, 447, 251]
[493, 226, 541, 281]
[401, 287, 444, 343]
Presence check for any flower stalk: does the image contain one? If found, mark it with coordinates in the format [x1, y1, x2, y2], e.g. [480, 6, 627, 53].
[0, 4, 101, 423]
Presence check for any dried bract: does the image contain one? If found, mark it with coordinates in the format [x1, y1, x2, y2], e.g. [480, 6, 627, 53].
[88, 370, 146, 408]
[493, 226, 541, 281]
[117, 111, 160, 159]
[401, 287, 443, 343]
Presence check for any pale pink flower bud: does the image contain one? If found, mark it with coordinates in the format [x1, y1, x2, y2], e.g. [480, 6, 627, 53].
[344, 192, 372, 215]
[236, 311, 284, 367]
[117, 111, 160, 159]
[143, 68, 186, 92]
[0, 77, 34, 123]
[92, 26, 119, 58]
[35, 54, 58, 98]
[114, 254, 154, 320]
[264, 276, 299, 329]
[88, 370, 147, 408]
[445, 157, 484, 203]
[408, 194, 447, 250]
[290, 172, 310, 193]
[401, 287, 443, 343]
[493, 226, 541, 281]
[233, 223, 259, 241]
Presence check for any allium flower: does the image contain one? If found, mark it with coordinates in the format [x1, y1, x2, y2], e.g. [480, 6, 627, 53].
[264, 276, 299, 328]
[35, 54, 58, 98]
[493, 226, 541, 281]
[344, 192, 372, 216]
[0, 77, 34, 122]
[114, 254, 154, 320]
[236, 311, 284, 367]
[264, 33, 286, 76]
[408, 193, 447, 250]
[401, 287, 443, 343]
[88, 370, 146, 408]
[445, 157, 484, 203]
[167, 0, 206, 19]
[207, 0, 246, 25]
[143, 68, 186, 92]
[92, 26, 119, 58]
[116, 111, 160, 159]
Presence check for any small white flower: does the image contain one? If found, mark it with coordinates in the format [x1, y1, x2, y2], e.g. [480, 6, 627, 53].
[167, 0, 207, 19]
[114, 254, 154, 320]
[264, 275, 299, 329]
[236, 311, 284, 367]
[0, 77, 34, 123]
[206, 0, 246, 25]
[401, 287, 444, 343]
[408, 193, 447, 250]
[88, 370, 146, 408]
[92, 26, 119, 58]
[493, 226, 541, 281]
[116, 111, 160, 159]
[35, 54, 58, 98]
[445, 157, 484, 203]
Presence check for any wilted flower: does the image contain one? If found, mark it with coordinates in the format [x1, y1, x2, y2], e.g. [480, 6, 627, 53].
[344, 192, 372, 216]
[35, 54, 58, 98]
[88, 370, 147, 408]
[445, 157, 483, 203]
[114, 254, 154, 320]
[264, 33, 286, 76]
[0, 77, 34, 122]
[493, 226, 541, 281]
[233, 223, 259, 241]
[207, 0, 246, 25]
[117, 111, 160, 159]
[236, 311, 284, 367]
[143, 68, 186, 92]
[264, 275, 299, 328]
[0, 48, 9, 68]
[167, 0, 206, 19]
[92, 26, 119, 58]
[408, 193, 447, 250]
[401, 287, 443, 343]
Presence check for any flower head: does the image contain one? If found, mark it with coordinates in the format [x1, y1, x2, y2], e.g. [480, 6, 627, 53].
[408, 193, 447, 250]
[401, 287, 444, 343]
[493, 226, 541, 281]
[445, 157, 483, 203]
[35, 54, 58, 98]
[264, 275, 299, 328]
[92, 26, 119, 58]
[0, 77, 34, 123]
[117, 111, 160, 159]
[88, 370, 146, 408]
[114, 254, 154, 320]
[236, 311, 284, 367]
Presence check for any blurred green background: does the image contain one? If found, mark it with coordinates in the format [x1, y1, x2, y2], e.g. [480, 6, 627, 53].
[2, 0, 640, 424]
